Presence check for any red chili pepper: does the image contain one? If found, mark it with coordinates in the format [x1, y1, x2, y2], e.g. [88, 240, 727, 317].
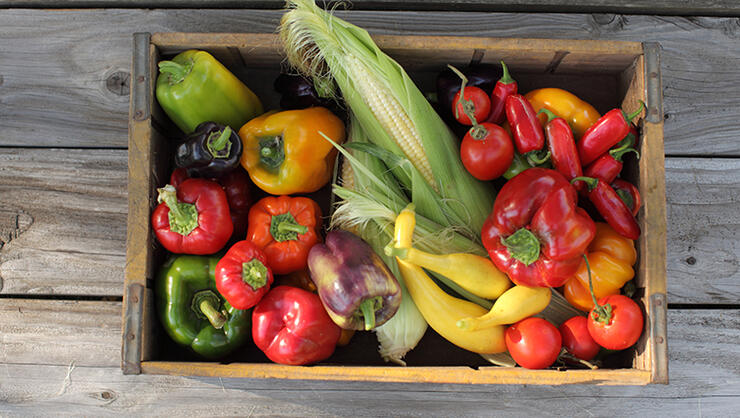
[571, 176, 640, 240]
[540, 109, 582, 186]
[171, 167, 252, 240]
[583, 134, 639, 185]
[481, 168, 596, 287]
[485, 61, 517, 125]
[506, 94, 545, 155]
[252, 286, 341, 365]
[151, 178, 233, 254]
[247, 195, 322, 274]
[215, 240, 274, 310]
[611, 179, 642, 217]
[578, 102, 644, 166]
[449, 65, 491, 125]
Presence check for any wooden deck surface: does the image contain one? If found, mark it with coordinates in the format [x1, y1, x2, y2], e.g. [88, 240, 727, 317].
[1, 4, 739, 416]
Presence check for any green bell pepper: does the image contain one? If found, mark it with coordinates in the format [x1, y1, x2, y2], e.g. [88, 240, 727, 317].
[155, 255, 251, 359]
[156, 49, 264, 134]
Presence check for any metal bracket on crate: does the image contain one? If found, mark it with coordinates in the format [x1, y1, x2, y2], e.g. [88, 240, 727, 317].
[649, 292, 669, 383]
[122, 283, 145, 375]
[132, 32, 152, 122]
[643, 42, 663, 124]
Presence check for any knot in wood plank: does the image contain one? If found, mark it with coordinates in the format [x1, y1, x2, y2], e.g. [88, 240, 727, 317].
[106, 71, 130, 96]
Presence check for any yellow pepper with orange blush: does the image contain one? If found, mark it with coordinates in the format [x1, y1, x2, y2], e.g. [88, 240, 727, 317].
[525, 88, 601, 139]
[239, 107, 345, 195]
[563, 222, 637, 311]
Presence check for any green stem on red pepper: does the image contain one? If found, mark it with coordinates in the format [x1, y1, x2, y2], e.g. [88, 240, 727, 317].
[157, 184, 199, 235]
[500, 228, 541, 266]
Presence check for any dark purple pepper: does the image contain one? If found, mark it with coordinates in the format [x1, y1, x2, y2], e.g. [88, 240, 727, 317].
[175, 121, 243, 178]
[307, 230, 401, 331]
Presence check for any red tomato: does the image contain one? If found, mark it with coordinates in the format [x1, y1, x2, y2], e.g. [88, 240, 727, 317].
[505, 317, 562, 369]
[587, 294, 644, 350]
[452, 86, 491, 125]
[460, 122, 514, 180]
[559, 316, 600, 361]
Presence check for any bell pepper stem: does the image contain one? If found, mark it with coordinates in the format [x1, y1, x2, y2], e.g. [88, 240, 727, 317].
[538, 108, 558, 124]
[500, 228, 540, 266]
[499, 60, 515, 85]
[242, 259, 269, 290]
[526, 149, 551, 166]
[207, 126, 233, 158]
[359, 298, 377, 331]
[158, 60, 192, 85]
[623, 100, 645, 124]
[571, 176, 599, 192]
[584, 254, 613, 324]
[270, 212, 308, 242]
[157, 184, 198, 236]
[191, 290, 227, 329]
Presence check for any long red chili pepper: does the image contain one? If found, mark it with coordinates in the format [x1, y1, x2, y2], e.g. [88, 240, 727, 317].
[583, 134, 640, 184]
[541, 109, 582, 184]
[485, 61, 517, 125]
[506, 94, 545, 155]
[578, 102, 644, 166]
[571, 176, 640, 240]
[611, 179, 642, 217]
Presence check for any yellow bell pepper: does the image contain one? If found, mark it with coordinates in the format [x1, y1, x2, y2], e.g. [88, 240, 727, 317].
[456, 285, 551, 331]
[239, 107, 345, 195]
[563, 222, 637, 311]
[525, 88, 601, 139]
[387, 205, 506, 354]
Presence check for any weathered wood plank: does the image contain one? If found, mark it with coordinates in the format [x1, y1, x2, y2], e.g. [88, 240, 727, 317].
[0, 299, 122, 367]
[1, 307, 738, 415]
[0, 148, 127, 296]
[4, 1, 740, 17]
[0, 148, 737, 303]
[1, 9, 740, 155]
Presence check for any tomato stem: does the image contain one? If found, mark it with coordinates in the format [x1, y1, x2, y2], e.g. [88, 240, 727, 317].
[584, 254, 613, 324]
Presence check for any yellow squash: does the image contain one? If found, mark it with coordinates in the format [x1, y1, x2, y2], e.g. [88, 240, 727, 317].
[457, 285, 551, 331]
[387, 206, 507, 354]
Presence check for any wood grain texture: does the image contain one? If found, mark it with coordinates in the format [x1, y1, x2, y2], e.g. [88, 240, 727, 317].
[3, 0, 740, 17]
[1, 307, 738, 415]
[0, 148, 127, 296]
[1, 9, 740, 155]
[0, 299, 122, 367]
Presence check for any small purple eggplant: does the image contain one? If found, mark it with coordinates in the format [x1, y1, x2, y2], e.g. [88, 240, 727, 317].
[308, 230, 401, 331]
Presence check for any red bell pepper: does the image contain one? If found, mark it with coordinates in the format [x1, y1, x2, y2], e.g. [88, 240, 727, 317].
[578, 102, 644, 166]
[171, 167, 252, 240]
[481, 168, 596, 287]
[540, 109, 582, 186]
[505, 94, 545, 155]
[252, 286, 341, 365]
[151, 179, 233, 254]
[247, 195, 322, 274]
[485, 61, 517, 125]
[572, 176, 641, 240]
[215, 240, 274, 310]
[583, 134, 639, 185]
[611, 178, 642, 217]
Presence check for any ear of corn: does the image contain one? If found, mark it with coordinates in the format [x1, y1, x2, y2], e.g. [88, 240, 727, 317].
[280, 0, 496, 237]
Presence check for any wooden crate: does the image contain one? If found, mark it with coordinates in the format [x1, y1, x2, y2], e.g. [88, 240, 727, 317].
[122, 32, 667, 385]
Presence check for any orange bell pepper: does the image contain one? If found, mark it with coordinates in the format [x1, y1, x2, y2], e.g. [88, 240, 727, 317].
[525, 88, 600, 139]
[239, 107, 345, 195]
[563, 222, 637, 311]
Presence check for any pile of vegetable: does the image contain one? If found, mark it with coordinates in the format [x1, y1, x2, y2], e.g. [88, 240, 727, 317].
[150, 0, 647, 370]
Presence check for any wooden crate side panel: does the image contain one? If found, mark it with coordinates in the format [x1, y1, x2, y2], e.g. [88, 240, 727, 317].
[141, 361, 651, 386]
